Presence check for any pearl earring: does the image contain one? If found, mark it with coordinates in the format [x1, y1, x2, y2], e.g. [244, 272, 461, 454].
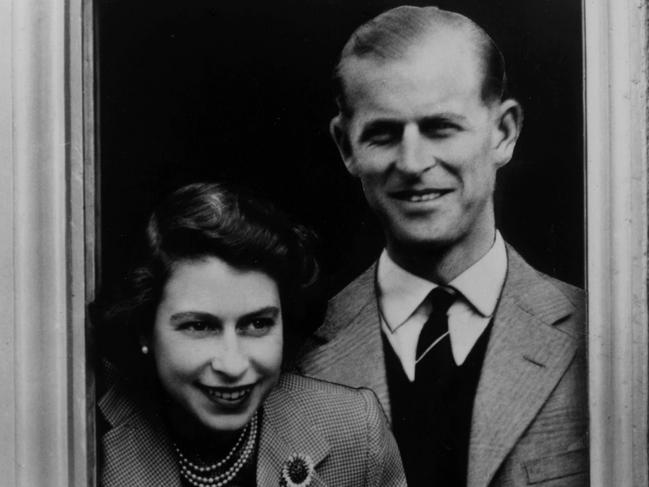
[141, 345, 149, 355]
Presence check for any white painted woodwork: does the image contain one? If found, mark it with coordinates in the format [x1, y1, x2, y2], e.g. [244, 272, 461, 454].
[585, 0, 649, 485]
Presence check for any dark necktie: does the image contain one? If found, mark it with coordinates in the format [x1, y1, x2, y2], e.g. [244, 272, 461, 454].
[415, 286, 457, 381]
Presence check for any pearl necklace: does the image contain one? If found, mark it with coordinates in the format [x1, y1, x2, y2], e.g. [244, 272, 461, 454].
[174, 414, 258, 487]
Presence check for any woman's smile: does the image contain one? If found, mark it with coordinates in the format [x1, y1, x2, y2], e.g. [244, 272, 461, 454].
[197, 383, 255, 408]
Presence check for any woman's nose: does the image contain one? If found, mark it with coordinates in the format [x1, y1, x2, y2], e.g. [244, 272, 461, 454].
[395, 124, 436, 174]
[210, 335, 248, 380]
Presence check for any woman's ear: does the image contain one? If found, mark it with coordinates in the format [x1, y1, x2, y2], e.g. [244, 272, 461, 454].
[330, 115, 359, 176]
[492, 98, 523, 167]
[138, 331, 151, 356]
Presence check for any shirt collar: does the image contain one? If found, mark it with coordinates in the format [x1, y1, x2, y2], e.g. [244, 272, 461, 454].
[377, 251, 435, 331]
[377, 232, 507, 330]
[449, 232, 507, 317]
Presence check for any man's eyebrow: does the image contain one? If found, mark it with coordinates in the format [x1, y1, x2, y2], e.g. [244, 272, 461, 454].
[418, 113, 468, 124]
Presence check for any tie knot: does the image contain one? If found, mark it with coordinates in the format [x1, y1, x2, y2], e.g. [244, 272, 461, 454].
[428, 286, 456, 314]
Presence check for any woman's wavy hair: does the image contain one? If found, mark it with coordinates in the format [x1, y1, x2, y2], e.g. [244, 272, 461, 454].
[94, 182, 318, 388]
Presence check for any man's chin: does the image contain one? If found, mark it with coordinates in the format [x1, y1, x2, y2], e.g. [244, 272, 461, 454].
[387, 226, 456, 252]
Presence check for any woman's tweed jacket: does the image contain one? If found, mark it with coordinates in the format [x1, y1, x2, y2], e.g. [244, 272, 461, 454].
[99, 373, 407, 487]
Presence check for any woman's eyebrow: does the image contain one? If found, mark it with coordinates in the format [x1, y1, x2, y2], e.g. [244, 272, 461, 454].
[168, 307, 280, 322]
[243, 306, 280, 319]
[169, 311, 217, 322]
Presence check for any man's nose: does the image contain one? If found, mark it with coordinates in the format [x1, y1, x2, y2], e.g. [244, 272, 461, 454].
[395, 124, 435, 174]
[210, 332, 248, 380]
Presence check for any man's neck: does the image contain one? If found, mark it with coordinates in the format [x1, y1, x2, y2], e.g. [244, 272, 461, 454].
[386, 230, 497, 284]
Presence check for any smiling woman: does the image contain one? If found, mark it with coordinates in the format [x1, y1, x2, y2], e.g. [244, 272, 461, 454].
[93, 182, 407, 486]
[151, 258, 284, 441]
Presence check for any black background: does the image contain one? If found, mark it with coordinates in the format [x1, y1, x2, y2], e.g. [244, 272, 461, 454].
[98, 0, 583, 294]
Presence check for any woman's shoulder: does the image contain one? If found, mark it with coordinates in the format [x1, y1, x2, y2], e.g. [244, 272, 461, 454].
[276, 372, 377, 397]
[264, 373, 403, 485]
[269, 373, 384, 424]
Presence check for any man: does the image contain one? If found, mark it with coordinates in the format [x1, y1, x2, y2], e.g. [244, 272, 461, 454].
[295, 6, 586, 487]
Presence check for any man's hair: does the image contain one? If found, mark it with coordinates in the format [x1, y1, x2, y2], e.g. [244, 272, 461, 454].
[333, 5, 508, 117]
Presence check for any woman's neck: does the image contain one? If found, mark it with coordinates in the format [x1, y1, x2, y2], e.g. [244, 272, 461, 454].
[162, 397, 242, 459]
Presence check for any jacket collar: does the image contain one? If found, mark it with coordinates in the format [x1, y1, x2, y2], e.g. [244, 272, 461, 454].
[466, 246, 581, 487]
[98, 376, 332, 486]
[312, 245, 581, 484]
[98, 384, 180, 486]
[312, 264, 391, 418]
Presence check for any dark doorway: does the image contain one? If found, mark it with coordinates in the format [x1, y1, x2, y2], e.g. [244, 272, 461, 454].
[98, 0, 583, 294]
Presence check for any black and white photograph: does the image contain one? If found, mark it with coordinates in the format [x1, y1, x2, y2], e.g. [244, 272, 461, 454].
[0, 0, 648, 486]
[97, 2, 584, 485]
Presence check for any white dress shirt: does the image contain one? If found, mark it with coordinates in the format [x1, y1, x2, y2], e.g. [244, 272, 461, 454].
[377, 232, 508, 381]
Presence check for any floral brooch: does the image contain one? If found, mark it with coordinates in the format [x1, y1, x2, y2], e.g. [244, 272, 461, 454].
[280, 453, 315, 487]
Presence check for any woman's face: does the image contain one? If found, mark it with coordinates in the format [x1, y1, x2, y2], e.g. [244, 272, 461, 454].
[150, 256, 283, 438]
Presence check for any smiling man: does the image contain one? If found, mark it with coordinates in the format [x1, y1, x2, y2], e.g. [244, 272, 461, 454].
[295, 6, 587, 487]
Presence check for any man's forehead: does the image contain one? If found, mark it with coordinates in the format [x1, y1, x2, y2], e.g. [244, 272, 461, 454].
[341, 34, 484, 114]
[342, 29, 481, 89]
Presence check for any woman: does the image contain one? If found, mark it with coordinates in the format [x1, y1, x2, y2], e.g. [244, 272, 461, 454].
[95, 182, 406, 487]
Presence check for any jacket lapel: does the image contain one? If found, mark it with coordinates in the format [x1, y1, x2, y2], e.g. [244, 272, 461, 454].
[467, 249, 580, 487]
[99, 385, 180, 487]
[100, 379, 333, 487]
[302, 264, 391, 418]
[257, 381, 331, 486]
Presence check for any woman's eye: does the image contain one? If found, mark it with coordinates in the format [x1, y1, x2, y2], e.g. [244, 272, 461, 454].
[240, 318, 275, 336]
[181, 321, 214, 333]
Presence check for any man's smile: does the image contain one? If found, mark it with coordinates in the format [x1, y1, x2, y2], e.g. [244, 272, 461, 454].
[388, 188, 453, 203]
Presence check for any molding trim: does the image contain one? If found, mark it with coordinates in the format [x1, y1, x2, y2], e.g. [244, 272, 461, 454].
[0, 0, 16, 483]
[585, 0, 649, 486]
[0, 0, 94, 485]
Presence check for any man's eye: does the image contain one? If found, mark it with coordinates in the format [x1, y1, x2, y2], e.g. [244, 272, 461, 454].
[361, 124, 402, 147]
[420, 121, 460, 138]
[367, 131, 399, 146]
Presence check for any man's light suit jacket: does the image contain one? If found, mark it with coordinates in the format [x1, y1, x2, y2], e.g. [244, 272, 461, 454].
[99, 373, 406, 487]
[295, 247, 587, 487]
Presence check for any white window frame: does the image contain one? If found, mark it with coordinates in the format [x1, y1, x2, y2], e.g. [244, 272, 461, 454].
[0, 0, 646, 485]
[585, 0, 649, 485]
[0, 0, 96, 485]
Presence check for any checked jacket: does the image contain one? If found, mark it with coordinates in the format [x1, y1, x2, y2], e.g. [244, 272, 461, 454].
[99, 373, 407, 487]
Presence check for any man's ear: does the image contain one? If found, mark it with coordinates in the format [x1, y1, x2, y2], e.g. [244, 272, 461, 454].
[329, 115, 358, 176]
[492, 98, 523, 167]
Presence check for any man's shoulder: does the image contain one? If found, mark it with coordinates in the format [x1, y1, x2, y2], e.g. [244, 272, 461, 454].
[291, 263, 382, 379]
[505, 244, 585, 336]
[538, 272, 584, 307]
[316, 263, 377, 338]
[506, 245, 583, 297]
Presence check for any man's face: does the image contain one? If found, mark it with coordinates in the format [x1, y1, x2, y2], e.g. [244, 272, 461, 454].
[333, 31, 519, 263]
